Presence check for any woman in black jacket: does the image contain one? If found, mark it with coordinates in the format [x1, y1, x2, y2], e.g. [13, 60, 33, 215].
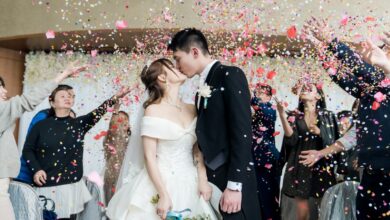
[277, 82, 339, 220]
[23, 85, 129, 220]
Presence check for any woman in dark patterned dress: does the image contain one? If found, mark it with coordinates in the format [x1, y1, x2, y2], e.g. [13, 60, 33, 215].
[251, 83, 280, 220]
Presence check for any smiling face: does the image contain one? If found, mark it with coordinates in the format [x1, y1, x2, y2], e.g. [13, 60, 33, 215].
[50, 89, 75, 110]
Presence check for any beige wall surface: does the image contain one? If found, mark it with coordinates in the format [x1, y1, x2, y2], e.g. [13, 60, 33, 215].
[0, 0, 389, 40]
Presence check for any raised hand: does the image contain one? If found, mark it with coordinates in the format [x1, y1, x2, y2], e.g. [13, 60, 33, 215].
[360, 38, 390, 73]
[275, 97, 286, 114]
[114, 87, 131, 99]
[54, 61, 91, 83]
[291, 80, 304, 96]
[307, 17, 334, 44]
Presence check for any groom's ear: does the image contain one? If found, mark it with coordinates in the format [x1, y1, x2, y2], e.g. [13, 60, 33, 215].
[191, 47, 200, 58]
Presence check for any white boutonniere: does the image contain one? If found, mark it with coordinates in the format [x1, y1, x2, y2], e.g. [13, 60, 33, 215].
[197, 83, 212, 109]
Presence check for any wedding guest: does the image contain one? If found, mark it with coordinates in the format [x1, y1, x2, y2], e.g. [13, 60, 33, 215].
[299, 99, 361, 182]
[103, 101, 130, 203]
[16, 97, 77, 184]
[303, 18, 390, 219]
[250, 83, 280, 220]
[0, 64, 86, 220]
[278, 82, 339, 220]
[22, 85, 129, 220]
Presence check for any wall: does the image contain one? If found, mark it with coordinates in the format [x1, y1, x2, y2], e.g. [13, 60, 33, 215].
[0, 0, 389, 40]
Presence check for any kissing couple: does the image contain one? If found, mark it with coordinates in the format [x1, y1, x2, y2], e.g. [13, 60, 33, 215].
[107, 28, 262, 220]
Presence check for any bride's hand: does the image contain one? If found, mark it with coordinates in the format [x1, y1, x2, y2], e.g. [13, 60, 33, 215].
[198, 179, 213, 201]
[156, 193, 172, 220]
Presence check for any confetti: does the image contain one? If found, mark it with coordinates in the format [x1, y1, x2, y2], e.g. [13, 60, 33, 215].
[115, 20, 128, 30]
[45, 30, 55, 39]
[87, 171, 104, 187]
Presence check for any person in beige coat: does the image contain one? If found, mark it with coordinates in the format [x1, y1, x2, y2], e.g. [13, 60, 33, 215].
[0, 63, 88, 220]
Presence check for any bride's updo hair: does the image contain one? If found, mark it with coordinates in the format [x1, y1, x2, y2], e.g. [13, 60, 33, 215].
[141, 58, 175, 109]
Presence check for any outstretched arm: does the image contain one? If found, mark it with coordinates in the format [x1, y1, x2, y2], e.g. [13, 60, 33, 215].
[300, 125, 356, 167]
[78, 88, 130, 131]
[0, 63, 88, 133]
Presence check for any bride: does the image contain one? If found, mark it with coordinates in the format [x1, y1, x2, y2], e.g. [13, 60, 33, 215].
[106, 58, 220, 220]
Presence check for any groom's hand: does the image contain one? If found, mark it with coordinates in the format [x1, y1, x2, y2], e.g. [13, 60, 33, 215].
[220, 189, 242, 214]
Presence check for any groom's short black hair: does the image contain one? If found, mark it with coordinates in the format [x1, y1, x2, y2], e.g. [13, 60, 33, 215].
[168, 28, 210, 55]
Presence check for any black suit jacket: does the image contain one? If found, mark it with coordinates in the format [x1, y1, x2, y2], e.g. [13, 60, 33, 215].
[195, 61, 253, 183]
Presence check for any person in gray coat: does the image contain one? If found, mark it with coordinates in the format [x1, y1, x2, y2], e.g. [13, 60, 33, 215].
[0, 63, 88, 220]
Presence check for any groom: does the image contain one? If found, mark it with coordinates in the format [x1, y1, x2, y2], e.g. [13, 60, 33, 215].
[168, 28, 261, 220]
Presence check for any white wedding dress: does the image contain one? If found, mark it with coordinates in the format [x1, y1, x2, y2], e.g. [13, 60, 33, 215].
[106, 116, 219, 220]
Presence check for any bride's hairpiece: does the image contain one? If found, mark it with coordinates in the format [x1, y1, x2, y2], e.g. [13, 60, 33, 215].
[143, 59, 152, 73]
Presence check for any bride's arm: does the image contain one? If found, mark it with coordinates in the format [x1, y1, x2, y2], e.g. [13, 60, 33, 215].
[143, 136, 172, 218]
[193, 143, 213, 201]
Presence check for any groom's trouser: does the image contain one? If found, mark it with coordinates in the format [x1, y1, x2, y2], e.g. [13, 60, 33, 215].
[0, 178, 16, 220]
[207, 164, 262, 220]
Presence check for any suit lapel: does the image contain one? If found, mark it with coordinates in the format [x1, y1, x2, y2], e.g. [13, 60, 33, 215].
[198, 61, 221, 117]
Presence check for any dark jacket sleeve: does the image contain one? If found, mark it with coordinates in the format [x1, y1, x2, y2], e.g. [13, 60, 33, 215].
[77, 97, 117, 132]
[328, 67, 364, 98]
[223, 66, 253, 183]
[22, 123, 43, 173]
[278, 112, 299, 173]
[319, 110, 340, 146]
[328, 39, 385, 86]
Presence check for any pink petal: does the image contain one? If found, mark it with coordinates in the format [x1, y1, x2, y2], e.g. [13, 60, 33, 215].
[259, 126, 267, 131]
[107, 107, 114, 113]
[381, 78, 390, 87]
[91, 49, 98, 57]
[288, 116, 296, 123]
[264, 164, 273, 169]
[87, 171, 104, 187]
[327, 67, 337, 76]
[374, 92, 386, 103]
[115, 20, 128, 30]
[46, 30, 55, 39]
[340, 15, 349, 26]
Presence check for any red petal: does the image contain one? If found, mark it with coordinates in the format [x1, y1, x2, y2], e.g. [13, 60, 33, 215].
[266, 70, 277, 80]
[287, 25, 297, 39]
[372, 101, 380, 110]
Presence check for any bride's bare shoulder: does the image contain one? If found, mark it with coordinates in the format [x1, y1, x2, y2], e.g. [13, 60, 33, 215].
[144, 103, 164, 117]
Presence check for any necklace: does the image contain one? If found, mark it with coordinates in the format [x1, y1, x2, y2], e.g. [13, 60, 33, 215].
[162, 99, 182, 112]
